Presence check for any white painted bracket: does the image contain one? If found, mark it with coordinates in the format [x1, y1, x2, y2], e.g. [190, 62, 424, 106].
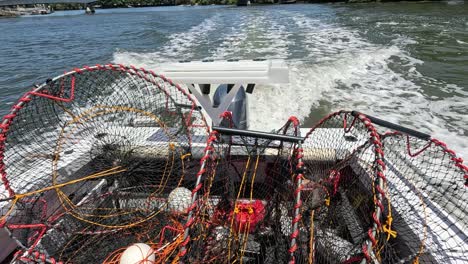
[157, 60, 289, 126]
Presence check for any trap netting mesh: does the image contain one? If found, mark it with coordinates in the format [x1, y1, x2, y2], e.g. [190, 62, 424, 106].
[301, 111, 467, 264]
[178, 117, 307, 264]
[0, 64, 208, 263]
[0, 65, 466, 264]
[376, 132, 468, 263]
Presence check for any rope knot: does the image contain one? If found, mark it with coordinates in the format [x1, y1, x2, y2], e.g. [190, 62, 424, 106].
[383, 216, 397, 240]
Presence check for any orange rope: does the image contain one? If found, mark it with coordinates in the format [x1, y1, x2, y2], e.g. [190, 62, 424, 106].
[309, 210, 315, 264]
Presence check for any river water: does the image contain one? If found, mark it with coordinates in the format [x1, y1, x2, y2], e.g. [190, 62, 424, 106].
[0, 2, 467, 157]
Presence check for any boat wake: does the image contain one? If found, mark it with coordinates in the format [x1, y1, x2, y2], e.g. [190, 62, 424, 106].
[113, 9, 467, 158]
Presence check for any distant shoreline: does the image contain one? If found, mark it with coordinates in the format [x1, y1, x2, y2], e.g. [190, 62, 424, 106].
[52, 0, 447, 11]
[1, 0, 447, 14]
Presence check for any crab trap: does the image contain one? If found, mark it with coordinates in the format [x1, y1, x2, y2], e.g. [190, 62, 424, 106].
[0, 65, 209, 263]
[299, 111, 467, 264]
[0, 64, 466, 264]
[178, 116, 306, 264]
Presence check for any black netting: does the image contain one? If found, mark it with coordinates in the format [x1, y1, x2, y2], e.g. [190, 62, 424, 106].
[300, 111, 467, 264]
[1, 71, 466, 264]
[180, 119, 307, 264]
[376, 133, 468, 263]
[0, 65, 208, 263]
[301, 112, 378, 264]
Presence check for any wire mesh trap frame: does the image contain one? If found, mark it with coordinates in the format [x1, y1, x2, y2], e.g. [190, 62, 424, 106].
[178, 116, 308, 264]
[0, 64, 209, 263]
[300, 110, 467, 264]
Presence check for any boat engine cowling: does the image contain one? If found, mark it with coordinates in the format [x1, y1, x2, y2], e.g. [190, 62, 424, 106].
[213, 84, 247, 129]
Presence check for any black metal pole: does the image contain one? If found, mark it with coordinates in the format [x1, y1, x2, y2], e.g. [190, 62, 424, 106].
[212, 126, 304, 143]
[351, 111, 431, 140]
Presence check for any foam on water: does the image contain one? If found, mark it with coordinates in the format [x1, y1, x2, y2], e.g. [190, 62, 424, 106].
[376, 21, 400, 27]
[114, 10, 468, 159]
[209, 11, 292, 60]
[209, 23, 249, 60]
[114, 14, 222, 64]
[208, 13, 257, 60]
[161, 14, 220, 59]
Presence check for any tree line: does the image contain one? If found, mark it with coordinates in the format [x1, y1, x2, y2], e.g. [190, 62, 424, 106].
[50, 0, 237, 9]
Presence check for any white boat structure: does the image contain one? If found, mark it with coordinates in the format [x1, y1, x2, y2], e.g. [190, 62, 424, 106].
[0, 60, 466, 264]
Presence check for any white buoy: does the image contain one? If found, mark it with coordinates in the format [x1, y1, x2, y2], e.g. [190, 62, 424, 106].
[167, 187, 192, 214]
[120, 243, 155, 264]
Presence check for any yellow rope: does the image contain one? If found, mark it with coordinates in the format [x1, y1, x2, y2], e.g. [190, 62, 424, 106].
[0, 166, 126, 223]
[239, 220, 251, 264]
[382, 174, 396, 241]
[237, 153, 261, 263]
[20, 166, 126, 199]
[382, 216, 397, 241]
[413, 189, 428, 264]
[228, 155, 251, 261]
[49, 105, 180, 228]
[357, 156, 383, 259]
[309, 210, 315, 264]
[249, 154, 261, 202]
[176, 153, 192, 187]
[198, 159, 218, 246]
